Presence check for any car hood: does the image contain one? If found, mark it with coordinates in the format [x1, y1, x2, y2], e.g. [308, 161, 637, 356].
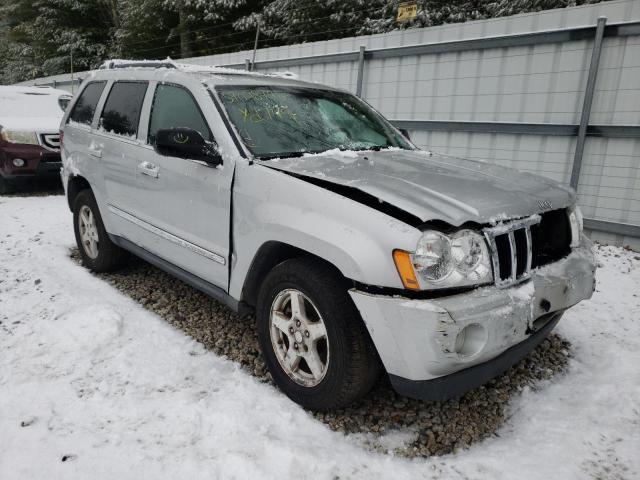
[260, 149, 575, 226]
[0, 115, 62, 134]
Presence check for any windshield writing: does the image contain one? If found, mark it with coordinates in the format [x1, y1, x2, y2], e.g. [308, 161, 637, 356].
[217, 86, 411, 158]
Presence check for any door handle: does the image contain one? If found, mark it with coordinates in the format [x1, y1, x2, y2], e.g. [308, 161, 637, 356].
[138, 161, 159, 178]
[88, 147, 102, 158]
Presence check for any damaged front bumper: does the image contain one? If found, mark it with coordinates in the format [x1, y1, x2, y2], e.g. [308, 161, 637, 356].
[349, 236, 596, 401]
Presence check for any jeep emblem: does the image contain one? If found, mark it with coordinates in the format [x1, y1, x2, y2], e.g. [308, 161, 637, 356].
[538, 200, 553, 210]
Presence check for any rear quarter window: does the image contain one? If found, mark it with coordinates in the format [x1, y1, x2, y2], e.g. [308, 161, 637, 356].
[67, 81, 107, 126]
[98, 81, 148, 138]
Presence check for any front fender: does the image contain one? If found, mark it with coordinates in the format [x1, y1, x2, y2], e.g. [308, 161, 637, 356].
[229, 163, 422, 298]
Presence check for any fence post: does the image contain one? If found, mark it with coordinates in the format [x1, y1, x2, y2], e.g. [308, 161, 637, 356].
[356, 45, 366, 97]
[245, 58, 251, 71]
[570, 16, 607, 190]
[250, 24, 261, 72]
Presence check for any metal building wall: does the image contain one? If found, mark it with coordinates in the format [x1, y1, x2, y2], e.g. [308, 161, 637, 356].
[19, 0, 640, 247]
[189, 0, 640, 249]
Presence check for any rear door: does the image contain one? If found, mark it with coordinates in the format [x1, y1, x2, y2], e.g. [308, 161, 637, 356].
[95, 81, 150, 243]
[63, 80, 108, 198]
[131, 81, 232, 290]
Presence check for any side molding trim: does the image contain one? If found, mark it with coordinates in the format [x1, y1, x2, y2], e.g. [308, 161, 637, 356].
[109, 234, 246, 313]
[107, 204, 226, 265]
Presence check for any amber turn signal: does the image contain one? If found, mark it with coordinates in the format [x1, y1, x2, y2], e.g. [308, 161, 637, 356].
[392, 249, 420, 290]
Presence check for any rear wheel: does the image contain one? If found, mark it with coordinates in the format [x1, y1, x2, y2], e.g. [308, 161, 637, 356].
[257, 258, 380, 411]
[73, 189, 128, 272]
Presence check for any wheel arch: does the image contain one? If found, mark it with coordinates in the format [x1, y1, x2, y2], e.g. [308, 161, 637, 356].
[66, 174, 92, 211]
[239, 240, 350, 310]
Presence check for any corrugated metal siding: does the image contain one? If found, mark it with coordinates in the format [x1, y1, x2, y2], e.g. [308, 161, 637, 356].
[189, 0, 640, 249]
[18, 0, 640, 247]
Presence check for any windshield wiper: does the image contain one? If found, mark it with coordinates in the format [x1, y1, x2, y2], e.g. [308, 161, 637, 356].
[257, 144, 406, 159]
[257, 151, 306, 160]
[350, 145, 385, 152]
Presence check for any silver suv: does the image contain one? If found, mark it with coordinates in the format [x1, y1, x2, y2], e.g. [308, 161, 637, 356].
[61, 60, 596, 411]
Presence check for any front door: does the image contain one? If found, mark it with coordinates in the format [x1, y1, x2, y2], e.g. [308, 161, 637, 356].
[131, 82, 232, 290]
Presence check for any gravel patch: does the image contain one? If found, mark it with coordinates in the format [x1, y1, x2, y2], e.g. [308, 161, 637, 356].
[1, 184, 63, 197]
[72, 250, 571, 458]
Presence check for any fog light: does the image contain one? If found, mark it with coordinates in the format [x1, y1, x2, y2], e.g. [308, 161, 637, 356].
[454, 323, 487, 357]
[12, 158, 25, 167]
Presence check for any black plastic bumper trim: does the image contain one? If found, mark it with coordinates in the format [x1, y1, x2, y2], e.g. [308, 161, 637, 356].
[109, 234, 252, 316]
[1, 168, 62, 182]
[389, 312, 562, 401]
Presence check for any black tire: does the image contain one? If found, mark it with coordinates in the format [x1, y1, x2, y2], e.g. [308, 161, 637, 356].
[73, 189, 128, 272]
[0, 176, 14, 195]
[256, 258, 381, 411]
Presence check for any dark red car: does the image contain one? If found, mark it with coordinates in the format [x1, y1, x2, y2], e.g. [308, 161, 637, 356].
[0, 86, 71, 193]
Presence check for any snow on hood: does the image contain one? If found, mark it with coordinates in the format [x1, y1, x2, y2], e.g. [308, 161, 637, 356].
[0, 86, 69, 133]
[0, 116, 64, 133]
[260, 149, 575, 226]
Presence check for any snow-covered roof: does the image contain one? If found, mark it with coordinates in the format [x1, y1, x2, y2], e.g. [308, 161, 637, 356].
[0, 85, 72, 97]
[99, 58, 300, 80]
[90, 58, 332, 92]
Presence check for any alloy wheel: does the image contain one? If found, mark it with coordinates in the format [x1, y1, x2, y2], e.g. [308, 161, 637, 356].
[78, 205, 99, 259]
[269, 289, 329, 387]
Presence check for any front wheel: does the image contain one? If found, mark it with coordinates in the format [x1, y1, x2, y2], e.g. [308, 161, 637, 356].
[257, 258, 380, 411]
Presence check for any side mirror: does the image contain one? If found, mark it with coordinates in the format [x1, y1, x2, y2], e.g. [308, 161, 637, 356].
[154, 127, 222, 166]
[59, 96, 72, 112]
[399, 128, 411, 141]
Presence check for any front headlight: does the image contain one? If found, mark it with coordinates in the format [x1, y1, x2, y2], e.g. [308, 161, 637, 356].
[568, 205, 583, 248]
[394, 229, 493, 290]
[1, 129, 39, 145]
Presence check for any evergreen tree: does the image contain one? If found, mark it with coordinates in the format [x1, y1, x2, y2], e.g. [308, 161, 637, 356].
[0, 0, 610, 84]
[0, 0, 122, 82]
[235, 0, 608, 46]
[116, 0, 269, 62]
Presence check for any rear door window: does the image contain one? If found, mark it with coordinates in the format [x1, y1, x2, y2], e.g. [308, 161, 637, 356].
[98, 81, 148, 138]
[148, 84, 212, 145]
[67, 81, 106, 126]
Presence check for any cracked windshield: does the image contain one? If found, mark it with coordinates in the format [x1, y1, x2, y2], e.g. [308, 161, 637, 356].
[217, 85, 412, 158]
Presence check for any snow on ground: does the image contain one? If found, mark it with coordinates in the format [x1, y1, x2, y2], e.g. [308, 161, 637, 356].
[1, 195, 639, 480]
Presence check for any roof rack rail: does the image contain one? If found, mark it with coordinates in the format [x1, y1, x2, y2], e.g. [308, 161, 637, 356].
[268, 71, 299, 79]
[100, 60, 177, 70]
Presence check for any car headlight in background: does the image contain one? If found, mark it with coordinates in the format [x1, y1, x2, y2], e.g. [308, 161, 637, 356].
[568, 205, 583, 248]
[1, 129, 39, 145]
[394, 229, 493, 290]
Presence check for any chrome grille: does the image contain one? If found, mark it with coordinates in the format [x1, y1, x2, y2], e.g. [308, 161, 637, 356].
[39, 133, 60, 151]
[483, 215, 541, 288]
